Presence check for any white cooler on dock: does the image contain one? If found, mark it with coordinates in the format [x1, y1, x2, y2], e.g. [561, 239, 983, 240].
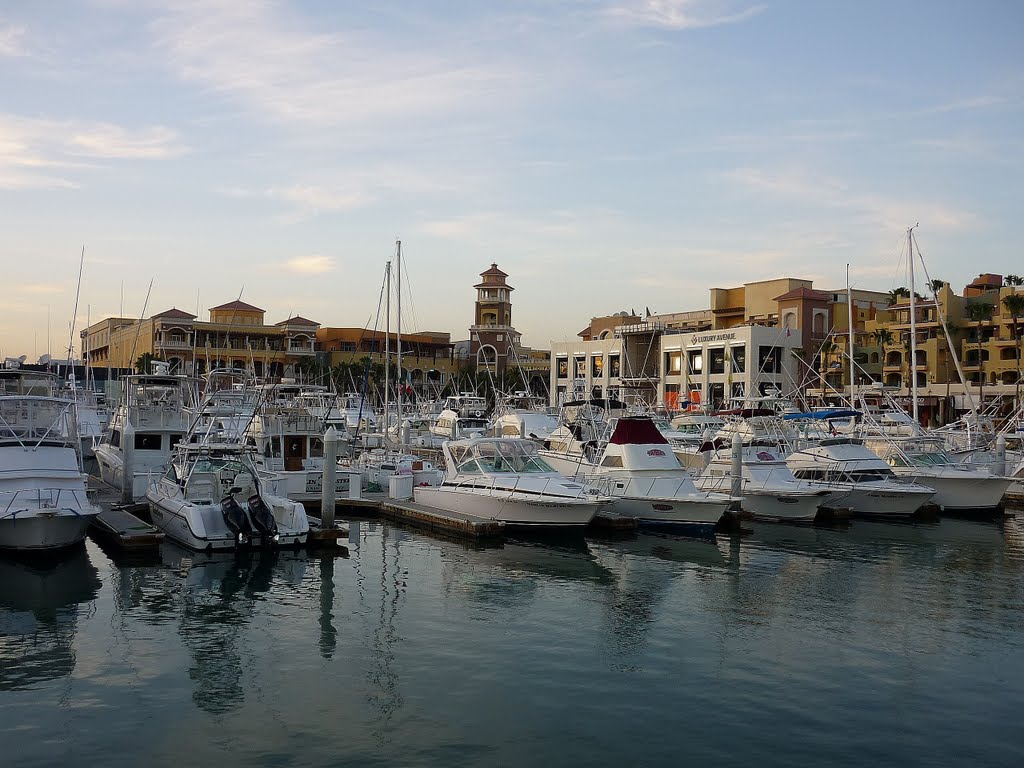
[389, 473, 414, 500]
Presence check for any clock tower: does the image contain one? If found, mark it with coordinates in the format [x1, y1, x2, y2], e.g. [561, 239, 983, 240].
[469, 263, 521, 376]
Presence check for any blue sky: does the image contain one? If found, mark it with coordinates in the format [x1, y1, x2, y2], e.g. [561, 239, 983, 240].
[1, 0, 1022, 358]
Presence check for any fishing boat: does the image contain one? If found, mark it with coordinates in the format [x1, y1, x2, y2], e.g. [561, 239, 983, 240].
[414, 437, 609, 527]
[0, 368, 99, 551]
[863, 436, 1013, 512]
[694, 439, 833, 522]
[786, 438, 938, 516]
[93, 367, 197, 500]
[581, 417, 734, 530]
[146, 441, 309, 550]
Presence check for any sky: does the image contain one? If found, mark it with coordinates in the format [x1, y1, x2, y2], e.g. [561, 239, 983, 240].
[1, 0, 1022, 359]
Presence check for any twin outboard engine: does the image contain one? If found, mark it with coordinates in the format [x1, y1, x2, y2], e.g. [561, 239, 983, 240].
[247, 494, 279, 544]
[221, 490, 254, 544]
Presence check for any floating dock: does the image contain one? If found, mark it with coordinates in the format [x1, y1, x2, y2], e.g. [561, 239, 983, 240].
[334, 494, 505, 540]
[87, 477, 164, 551]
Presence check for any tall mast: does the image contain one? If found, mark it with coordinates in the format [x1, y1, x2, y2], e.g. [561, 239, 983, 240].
[908, 225, 920, 428]
[395, 240, 403, 441]
[847, 263, 855, 408]
[384, 260, 391, 434]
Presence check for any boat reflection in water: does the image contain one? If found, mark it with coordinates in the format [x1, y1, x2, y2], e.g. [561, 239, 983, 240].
[0, 546, 101, 691]
[131, 543, 309, 715]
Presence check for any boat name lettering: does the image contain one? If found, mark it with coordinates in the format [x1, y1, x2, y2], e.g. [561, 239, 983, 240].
[647, 448, 666, 457]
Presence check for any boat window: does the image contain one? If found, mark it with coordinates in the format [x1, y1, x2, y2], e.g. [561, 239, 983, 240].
[169, 434, 183, 450]
[271, 437, 282, 457]
[847, 469, 894, 481]
[601, 455, 623, 467]
[111, 430, 121, 447]
[135, 433, 162, 450]
[310, 437, 324, 458]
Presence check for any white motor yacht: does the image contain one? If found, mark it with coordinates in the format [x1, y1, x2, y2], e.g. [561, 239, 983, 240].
[694, 440, 832, 522]
[413, 437, 609, 527]
[93, 369, 197, 500]
[864, 437, 1014, 512]
[430, 408, 488, 440]
[356, 448, 444, 488]
[582, 417, 734, 531]
[787, 438, 938, 516]
[146, 442, 309, 551]
[0, 370, 99, 551]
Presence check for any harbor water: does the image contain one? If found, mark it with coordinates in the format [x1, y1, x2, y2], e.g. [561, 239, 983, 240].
[3, 516, 1024, 767]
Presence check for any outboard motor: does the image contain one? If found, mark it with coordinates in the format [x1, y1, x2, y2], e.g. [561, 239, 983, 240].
[247, 494, 279, 545]
[221, 489, 254, 545]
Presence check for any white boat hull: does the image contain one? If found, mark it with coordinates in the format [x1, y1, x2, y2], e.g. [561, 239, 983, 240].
[0, 511, 95, 551]
[147, 492, 308, 551]
[820, 483, 936, 517]
[739, 490, 824, 522]
[894, 470, 1013, 511]
[413, 485, 601, 527]
[602, 494, 729, 527]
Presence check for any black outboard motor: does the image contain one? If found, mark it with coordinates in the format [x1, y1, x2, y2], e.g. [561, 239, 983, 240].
[221, 488, 254, 545]
[247, 494, 278, 545]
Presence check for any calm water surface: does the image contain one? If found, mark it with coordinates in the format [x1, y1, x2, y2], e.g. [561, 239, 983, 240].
[2, 516, 1024, 767]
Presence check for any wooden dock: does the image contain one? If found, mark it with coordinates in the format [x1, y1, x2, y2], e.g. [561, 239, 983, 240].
[333, 494, 505, 540]
[87, 477, 164, 551]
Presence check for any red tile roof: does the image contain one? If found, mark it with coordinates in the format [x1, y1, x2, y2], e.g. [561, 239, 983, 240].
[276, 316, 319, 326]
[209, 300, 265, 313]
[152, 307, 198, 320]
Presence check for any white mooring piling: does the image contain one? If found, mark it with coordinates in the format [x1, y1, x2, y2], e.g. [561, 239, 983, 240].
[993, 434, 1007, 478]
[321, 426, 338, 529]
[121, 421, 135, 506]
[730, 431, 743, 500]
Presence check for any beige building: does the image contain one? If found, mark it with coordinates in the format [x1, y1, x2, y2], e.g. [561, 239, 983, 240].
[81, 300, 318, 379]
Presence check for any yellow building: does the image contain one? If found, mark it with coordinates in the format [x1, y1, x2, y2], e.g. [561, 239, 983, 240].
[81, 300, 318, 379]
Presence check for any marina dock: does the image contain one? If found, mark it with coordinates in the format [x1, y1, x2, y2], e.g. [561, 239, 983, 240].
[87, 478, 164, 551]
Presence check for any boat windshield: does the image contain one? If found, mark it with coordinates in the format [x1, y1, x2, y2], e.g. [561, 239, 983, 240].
[191, 456, 251, 475]
[451, 439, 557, 474]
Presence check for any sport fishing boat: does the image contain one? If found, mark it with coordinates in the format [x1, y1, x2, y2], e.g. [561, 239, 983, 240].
[581, 417, 734, 530]
[0, 368, 99, 551]
[786, 438, 938, 516]
[93, 367, 197, 500]
[413, 437, 610, 527]
[863, 436, 1014, 512]
[694, 439, 833, 522]
[146, 441, 309, 550]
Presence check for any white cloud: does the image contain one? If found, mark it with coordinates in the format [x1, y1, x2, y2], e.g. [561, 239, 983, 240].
[283, 255, 336, 274]
[605, 0, 766, 30]
[148, 0, 508, 129]
[724, 166, 978, 233]
[0, 114, 187, 189]
[0, 22, 26, 57]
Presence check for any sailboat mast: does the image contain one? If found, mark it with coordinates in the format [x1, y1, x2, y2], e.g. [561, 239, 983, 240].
[384, 260, 391, 434]
[847, 263, 855, 408]
[396, 240, 403, 441]
[908, 225, 920, 427]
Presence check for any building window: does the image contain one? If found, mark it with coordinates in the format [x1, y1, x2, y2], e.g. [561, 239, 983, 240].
[591, 355, 604, 377]
[709, 347, 726, 374]
[665, 351, 682, 375]
[688, 350, 703, 374]
[758, 346, 781, 373]
[557, 358, 568, 378]
[609, 355, 621, 378]
[341, 342, 356, 352]
[731, 345, 746, 372]
[574, 356, 586, 377]
[710, 383, 725, 408]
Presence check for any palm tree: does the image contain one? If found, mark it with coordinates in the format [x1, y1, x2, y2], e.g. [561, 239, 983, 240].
[929, 279, 946, 297]
[1002, 292, 1024, 406]
[872, 328, 894, 346]
[887, 287, 910, 307]
[1005, 274, 1024, 287]
[964, 300, 995, 404]
[135, 352, 156, 374]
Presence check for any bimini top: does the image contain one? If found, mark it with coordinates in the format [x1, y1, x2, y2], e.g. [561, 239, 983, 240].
[608, 416, 668, 446]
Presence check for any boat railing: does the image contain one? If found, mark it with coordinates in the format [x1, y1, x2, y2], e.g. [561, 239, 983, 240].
[587, 473, 698, 500]
[449, 473, 573, 499]
[1, 486, 92, 519]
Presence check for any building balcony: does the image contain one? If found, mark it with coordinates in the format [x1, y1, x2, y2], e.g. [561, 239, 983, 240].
[287, 346, 316, 355]
[157, 339, 193, 350]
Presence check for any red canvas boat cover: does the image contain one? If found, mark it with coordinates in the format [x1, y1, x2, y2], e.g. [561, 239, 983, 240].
[608, 417, 669, 446]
